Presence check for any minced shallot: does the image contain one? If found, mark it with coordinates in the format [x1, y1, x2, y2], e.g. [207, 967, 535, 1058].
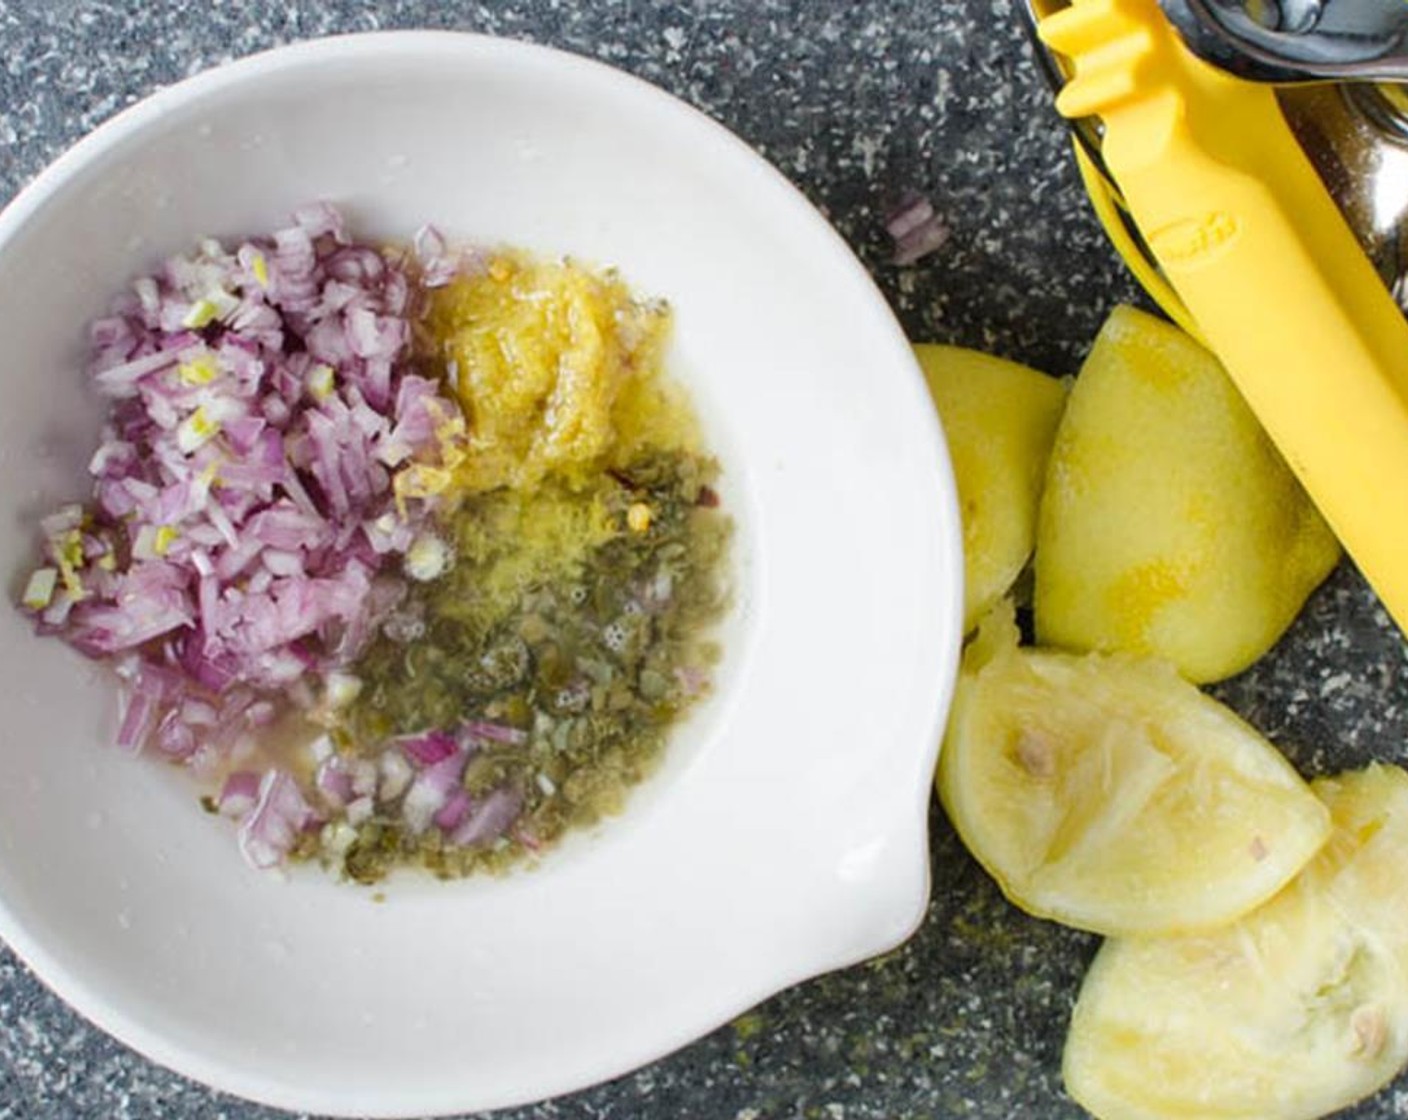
[17, 206, 728, 881]
[20, 205, 470, 867]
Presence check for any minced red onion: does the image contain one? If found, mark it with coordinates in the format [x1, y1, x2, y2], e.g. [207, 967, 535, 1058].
[462, 719, 529, 747]
[18, 206, 475, 868]
[451, 787, 525, 849]
[886, 190, 950, 266]
[20, 206, 549, 873]
[29, 207, 462, 681]
[433, 788, 473, 833]
[314, 755, 357, 807]
[402, 750, 469, 835]
[397, 729, 460, 768]
[217, 770, 262, 819]
[238, 770, 319, 869]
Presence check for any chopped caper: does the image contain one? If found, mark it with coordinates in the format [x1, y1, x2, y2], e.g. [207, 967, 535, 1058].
[323, 449, 731, 883]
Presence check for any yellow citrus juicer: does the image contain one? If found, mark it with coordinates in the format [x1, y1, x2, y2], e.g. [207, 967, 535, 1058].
[1028, 0, 1408, 636]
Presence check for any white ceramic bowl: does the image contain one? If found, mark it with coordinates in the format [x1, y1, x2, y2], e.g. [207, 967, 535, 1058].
[0, 32, 961, 1117]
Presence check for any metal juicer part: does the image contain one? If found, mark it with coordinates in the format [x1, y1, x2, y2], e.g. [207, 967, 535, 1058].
[1159, 0, 1408, 83]
[1023, 0, 1408, 314]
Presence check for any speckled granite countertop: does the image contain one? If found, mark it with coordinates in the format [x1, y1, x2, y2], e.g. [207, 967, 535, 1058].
[2, 2, 1406, 1118]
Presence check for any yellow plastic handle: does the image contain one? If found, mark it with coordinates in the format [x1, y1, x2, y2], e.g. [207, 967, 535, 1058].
[1041, 0, 1408, 635]
[1071, 141, 1206, 343]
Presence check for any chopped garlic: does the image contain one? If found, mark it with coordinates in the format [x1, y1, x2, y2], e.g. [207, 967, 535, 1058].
[346, 797, 375, 827]
[131, 524, 160, 561]
[134, 276, 160, 313]
[379, 752, 413, 801]
[324, 671, 364, 710]
[55, 527, 87, 598]
[306, 363, 336, 402]
[133, 523, 181, 562]
[205, 288, 240, 319]
[402, 776, 446, 834]
[627, 503, 653, 533]
[153, 525, 179, 556]
[177, 405, 222, 453]
[405, 532, 452, 582]
[321, 821, 359, 858]
[21, 568, 58, 610]
[179, 353, 219, 385]
[394, 464, 454, 511]
[307, 733, 335, 763]
[181, 298, 220, 330]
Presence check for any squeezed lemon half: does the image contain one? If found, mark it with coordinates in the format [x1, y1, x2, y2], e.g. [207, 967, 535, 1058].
[1065, 764, 1408, 1120]
[914, 344, 1067, 633]
[1034, 306, 1339, 683]
[938, 608, 1330, 937]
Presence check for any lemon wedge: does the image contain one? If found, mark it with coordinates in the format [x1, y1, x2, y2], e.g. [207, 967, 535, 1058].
[1034, 306, 1339, 683]
[937, 607, 1330, 936]
[914, 344, 1067, 632]
[1065, 764, 1408, 1120]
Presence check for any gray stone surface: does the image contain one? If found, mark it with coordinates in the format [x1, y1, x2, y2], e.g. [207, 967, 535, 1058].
[0, 2, 1403, 1118]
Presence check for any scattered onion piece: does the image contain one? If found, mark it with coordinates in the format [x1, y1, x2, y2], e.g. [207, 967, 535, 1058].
[886, 190, 950, 266]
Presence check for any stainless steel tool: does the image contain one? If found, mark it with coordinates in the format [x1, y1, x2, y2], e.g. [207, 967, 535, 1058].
[1157, 0, 1408, 82]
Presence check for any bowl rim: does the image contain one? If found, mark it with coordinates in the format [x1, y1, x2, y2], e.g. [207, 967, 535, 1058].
[0, 28, 963, 1115]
